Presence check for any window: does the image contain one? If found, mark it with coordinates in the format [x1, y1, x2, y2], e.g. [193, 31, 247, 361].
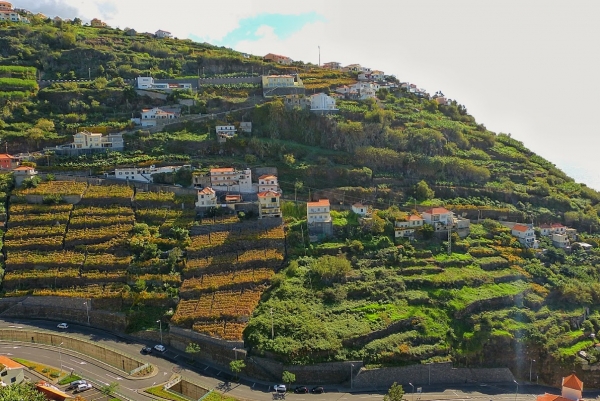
[1, 371, 6, 376]
[271, 198, 276, 203]
[10, 377, 15, 383]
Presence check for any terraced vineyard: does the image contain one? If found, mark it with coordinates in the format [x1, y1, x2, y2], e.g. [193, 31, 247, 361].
[4, 183, 134, 295]
[172, 219, 285, 341]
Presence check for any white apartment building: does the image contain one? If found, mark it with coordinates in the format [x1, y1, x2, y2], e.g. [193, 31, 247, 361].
[395, 214, 424, 238]
[512, 223, 539, 248]
[258, 190, 281, 218]
[210, 167, 253, 193]
[307, 199, 331, 224]
[216, 125, 236, 141]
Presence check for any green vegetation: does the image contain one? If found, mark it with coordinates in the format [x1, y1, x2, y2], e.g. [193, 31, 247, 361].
[58, 373, 82, 385]
[145, 385, 190, 401]
[0, 382, 47, 401]
[1, 16, 600, 380]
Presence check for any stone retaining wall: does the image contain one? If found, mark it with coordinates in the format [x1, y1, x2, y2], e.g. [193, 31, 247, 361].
[352, 362, 515, 389]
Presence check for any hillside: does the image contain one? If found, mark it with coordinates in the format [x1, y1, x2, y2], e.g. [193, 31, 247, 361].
[1, 17, 600, 384]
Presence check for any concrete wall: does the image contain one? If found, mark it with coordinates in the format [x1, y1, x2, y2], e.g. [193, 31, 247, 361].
[198, 76, 261, 86]
[352, 362, 515, 390]
[0, 329, 144, 374]
[170, 379, 209, 400]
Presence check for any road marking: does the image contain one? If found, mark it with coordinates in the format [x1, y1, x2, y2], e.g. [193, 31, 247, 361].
[252, 383, 256, 388]
[70, 358, 86, 365]
[63, 365, 74, 371]
[106, 374, 123, 381]
[0, 353, 12, 356]
[217, 371, 221, 376]
[164, 372, 168, 376]
[204, 366, 209, 371]
[1, 346, 20, 349]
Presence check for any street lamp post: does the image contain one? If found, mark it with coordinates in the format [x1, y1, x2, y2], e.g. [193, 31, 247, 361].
[83, 301, 90, 325]
[350, 364, 354, 390]
[514, 380, 519, 401]
[58, 342, 64, 375]
[409, 382, 414, 401]
[157, 320, 163, 345]
[529, 359, 536, 382]
[233, 347, 238, 360]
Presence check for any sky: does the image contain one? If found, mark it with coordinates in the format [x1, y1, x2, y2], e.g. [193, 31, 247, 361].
[15, 0, 600, 190]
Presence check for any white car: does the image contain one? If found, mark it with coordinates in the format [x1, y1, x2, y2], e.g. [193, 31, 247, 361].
[75, 383, 92, 393]
[57, 323, 68, 329]
[154, 344, 166, 352]
[274, 384, 287, 393]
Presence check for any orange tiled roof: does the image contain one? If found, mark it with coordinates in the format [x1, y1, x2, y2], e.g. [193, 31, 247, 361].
[352, 203, 364, 207]
[513, 224, 530, 232]
[210, 167, 234, 173]
[259, 174, 277, 180]
[0, 153, 14, 159]
[0, 356, 23, 369]
[308, 199, 330, 207]
[536, 394, 563, 401]
[13, 166, 34, 171]
[552, 223, 566, 228]
[408, 214, 423, 221]
[424, 207, 450, 215]
[563, 373, 583, 391]
[258, 191, 280, 197]
[198, 187, 215, 195]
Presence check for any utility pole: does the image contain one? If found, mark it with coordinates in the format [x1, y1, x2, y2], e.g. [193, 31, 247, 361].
[447, 226, 452, 255]
[88, 67, 91, 80]
[318, 45, 320, 67]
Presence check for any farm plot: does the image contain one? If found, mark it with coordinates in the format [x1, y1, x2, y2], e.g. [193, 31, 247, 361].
[180, 268, 274, 299]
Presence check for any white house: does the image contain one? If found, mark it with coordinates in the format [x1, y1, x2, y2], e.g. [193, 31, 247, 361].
[537, 374, 583, 401]
[395, 214, 424, 238]
[155, 29, 172, 38]
[0, 355, 24, 386]
[310, 93, 338, 112]
[216, 125, 236, 142]
[136, 77, 191, 91]
[307, 199, 333, 238]
[371, 70, 385, 81]
[422, 207, 454, 229]
[511, 223, 539, 248]
[140, 107, 178, 126]
[72, 131, 124, 150]
[113, 165, 181, 183]
[258, 190, 281, 218]
[195, 187, 218, 209]
[12, 165, 37, 186]
[258, 175, 279, 193]
[210, 167, 253, 193]
[351, 203, 368, 216]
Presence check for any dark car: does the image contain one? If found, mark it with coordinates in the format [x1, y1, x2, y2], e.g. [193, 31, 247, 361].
[311, 387, 324, 394]
[294, 386, 309, 394]
[141, 346, 152, 354]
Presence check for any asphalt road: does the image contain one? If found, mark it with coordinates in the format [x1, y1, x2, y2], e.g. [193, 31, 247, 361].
[0, 318, 582, 401]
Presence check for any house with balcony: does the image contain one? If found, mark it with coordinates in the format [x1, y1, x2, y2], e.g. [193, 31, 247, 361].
[12, 165, 37, 186]
[552, 233, 571, 249]
[310, 93, 338, 113]
[263, 53, 292, 65]
[0, 355, 25, 386]
[137, 107, 179, 127]
[511, 223, 539, 248]
[422, 207, 454, 230]
[46, 131, 124, 156]
[216, 125, 236, 142]
[307, 199, 333, 238]
[258, 175, 279, 193]
[258, 190, 281, 218]
[394, 214, 425, 238]
[210, 167, 253, 193]
[195, 187, 218, 209]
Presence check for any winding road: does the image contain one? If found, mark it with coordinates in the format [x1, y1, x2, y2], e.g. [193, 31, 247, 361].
[0, 318, 575, 401]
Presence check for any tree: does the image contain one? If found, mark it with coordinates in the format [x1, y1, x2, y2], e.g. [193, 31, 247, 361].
[384, 382, 404, 401]
[185, 342, 201, 353]
[100, 382, 119, 396]
[414, 180, 434, 201]
[282, 370, 296, 386]
[0, 382, 47, 401]
[230, 359, 246, 380]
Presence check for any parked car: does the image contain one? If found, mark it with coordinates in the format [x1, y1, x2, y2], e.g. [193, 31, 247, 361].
[75, 383, 93, 393]
[154, 344, 166, 352]
[311, 387, 324, 394]
[57, 323, 68, 329]
[67, 380, 87, 390]
[294, 386, 309, 394]
[274, 384, 287, 393]
[141, 346, 153, 354]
